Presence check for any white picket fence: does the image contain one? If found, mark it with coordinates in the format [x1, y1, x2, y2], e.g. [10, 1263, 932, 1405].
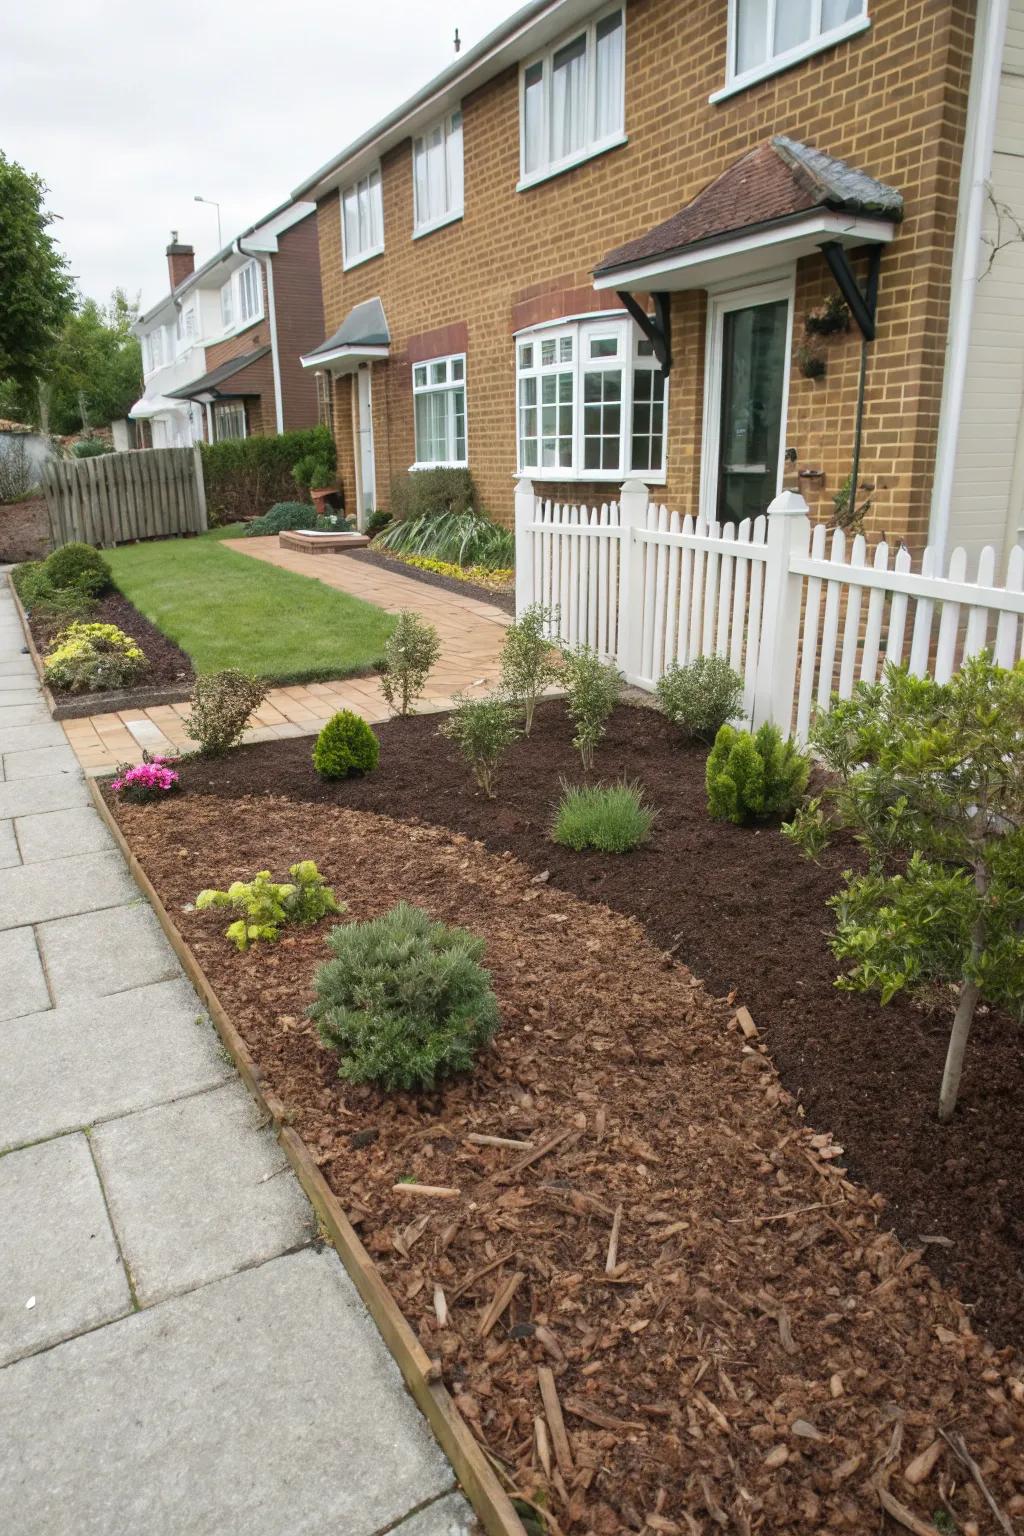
[514, 478, 1024, 736]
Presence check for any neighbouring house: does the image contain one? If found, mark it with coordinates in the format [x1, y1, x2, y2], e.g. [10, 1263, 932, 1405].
[292, 0, 1023, 566]
[129, 200, 325, 448]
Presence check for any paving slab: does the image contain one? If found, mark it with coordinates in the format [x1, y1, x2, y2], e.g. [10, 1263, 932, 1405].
[0, 773, 91, 820]
[0, 1133, 131, 1366]
[36, 902, 178, 1002]
[0, 849, 136, 929]
[0, 977, 232, 1151]
[392, 1493, 480, 1534]
[1, 743, 79, 780]
[0, 703, 50, 727]
[0, 686, 40, 705]
[0, 928, 49, 1019]
[91, 1080, 313, 1305]
[0, 817, 19, 869]
[13, 806, 114, 865]
[0, 1248, 454, 1536]
[0, 721, 67, 754]
[0, 657, 36, 679]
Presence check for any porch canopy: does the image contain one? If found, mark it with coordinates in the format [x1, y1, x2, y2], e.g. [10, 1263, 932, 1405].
[128, 394, 190, 420]
[301, 297, 390, 373]
[166, 346, 271, 405]
[593, 137, 903, 358]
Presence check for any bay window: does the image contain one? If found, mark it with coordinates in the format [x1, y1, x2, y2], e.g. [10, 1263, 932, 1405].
[519, 5, 625, 188]
[412, 354, 467, 468]
[342, 167, 384, 268]
[413, 110, 463, 235]
[718, 0, 868, 97]
[516, 317, 666, 482]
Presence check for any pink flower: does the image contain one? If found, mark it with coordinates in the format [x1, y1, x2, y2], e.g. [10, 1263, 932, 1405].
[112, 756, 180, 799]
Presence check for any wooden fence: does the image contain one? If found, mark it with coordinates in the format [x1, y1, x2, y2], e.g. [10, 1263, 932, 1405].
[514, 478, 1024, 736]
[42, 447, 207, 549]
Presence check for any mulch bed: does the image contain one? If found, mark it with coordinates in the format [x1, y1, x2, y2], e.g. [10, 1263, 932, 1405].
[26, 591, 194, 713]
[108, 792, 1023, 1534]
[351, 547, 516, 614]
[0, 497, 50, 563]
[165, 702, 1024, 1355]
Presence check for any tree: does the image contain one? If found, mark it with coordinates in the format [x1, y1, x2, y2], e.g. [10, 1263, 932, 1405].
[43, 289, 143, 433]
[0, 153, 75, 398]
[788, 656, 1024, 1122]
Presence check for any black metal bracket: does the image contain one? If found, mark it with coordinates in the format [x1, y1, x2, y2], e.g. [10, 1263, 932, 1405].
[818, 241, 882, 343]
[616, 290, 672, 374]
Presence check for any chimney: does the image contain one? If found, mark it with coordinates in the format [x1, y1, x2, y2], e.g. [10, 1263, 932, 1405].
[166, 230, 195, 289]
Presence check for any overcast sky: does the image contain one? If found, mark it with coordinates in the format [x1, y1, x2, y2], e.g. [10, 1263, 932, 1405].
[2, 0, 514, 314]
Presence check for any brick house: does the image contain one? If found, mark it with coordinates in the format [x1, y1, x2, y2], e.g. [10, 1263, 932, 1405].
[295, 0, 1023, 565]
[129, 201, 324, 448]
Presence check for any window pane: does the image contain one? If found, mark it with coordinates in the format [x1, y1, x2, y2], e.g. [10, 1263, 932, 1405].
[427, 127, 445, 224]
[414, 140, 429, 225]
[541, 339, 556, 366]
[736, 0, 768, 73]
[630, 367, 665, 475]
[551, 33, 587, 162]
[590, 336, 617, 358]
[594, 10, 624, 140]
[451, 357, 464, 381]
[369, 171, 383, 247]
[454, 387, 466, 461]
[559, 336, 573, 362]
[430, 361, 446, 385]
[822, 0, 863, 26]
[447, 111, 464, 212]
[524, 61, 544, 174]
[581, 369, 621, 473]
[413, 365, 427, 388]
[774, 0, 813, 54]
[519, 343, 533, 369]
[343, 188, 359, 257]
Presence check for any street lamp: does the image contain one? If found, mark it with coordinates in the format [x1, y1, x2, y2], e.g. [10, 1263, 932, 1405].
[193, 195, 223, 248]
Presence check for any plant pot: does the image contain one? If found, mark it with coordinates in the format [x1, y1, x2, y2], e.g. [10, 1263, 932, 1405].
[310, 485, 341, 518]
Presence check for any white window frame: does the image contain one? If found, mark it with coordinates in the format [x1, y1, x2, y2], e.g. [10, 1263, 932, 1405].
[236, 260, 263, 326]
[711, 0, 870, 103]
[517, 3, 626, 192]
[413, 109, 464, 238]
[411, 353, 468, 470]
[220, 278, 234, 330]
[514, 314, 668, 484]
[698, 271, 796, 523]
[341, 166, 385, 270]
[212, 400, 248, 442]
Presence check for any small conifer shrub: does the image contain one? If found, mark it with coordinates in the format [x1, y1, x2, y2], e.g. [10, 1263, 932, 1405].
[313, 710, 380, 779]
[196, 861, 343, 951]
[705, 722, 809, 824]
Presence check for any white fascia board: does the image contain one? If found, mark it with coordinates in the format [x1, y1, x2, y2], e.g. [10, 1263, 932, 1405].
[299, 344, 390, 372]
[592, 213, 897, 293]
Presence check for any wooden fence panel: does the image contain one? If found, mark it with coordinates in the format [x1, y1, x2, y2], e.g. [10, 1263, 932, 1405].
[41, 447, 207, 548]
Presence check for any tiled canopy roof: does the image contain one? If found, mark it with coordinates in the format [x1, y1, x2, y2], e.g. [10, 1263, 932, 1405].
[166, 346, 271, 400]
[595, 137, 903, 277]
[305, 297, 390, 360]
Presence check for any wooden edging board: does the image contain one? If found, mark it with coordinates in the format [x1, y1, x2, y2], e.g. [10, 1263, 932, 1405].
[87, 776, 528, 1536]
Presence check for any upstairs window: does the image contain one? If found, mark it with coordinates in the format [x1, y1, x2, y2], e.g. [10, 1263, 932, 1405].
[342, 167, 384, 268]
[175, 303, 197, 347]
[220, 279, 234, 329]
[520, 6, 624, 188]
[237, 261, 262, 324]
[516, 316, 666, 482]
[413, 110, 463, 235]
[721, 0, 868, 96]
[412, 354, 467, 468]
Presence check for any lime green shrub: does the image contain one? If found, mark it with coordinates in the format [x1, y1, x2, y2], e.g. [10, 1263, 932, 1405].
[500, 603, 560, 734]
[562, 645, 623, 771]
[45, 542, 113, 596]
[706, 722, 809, 824]
[186, 669, 269, 756]
[656, 654, 744, 743]
[552, 779, 655, 853]
[43, 622, 145, 693]
[313, 710, 380, 779]
[379, 610, 441, 716]
[311, 902, 500, 1091]
[196, 861, 344, 952]
[440, 694, 521, 798]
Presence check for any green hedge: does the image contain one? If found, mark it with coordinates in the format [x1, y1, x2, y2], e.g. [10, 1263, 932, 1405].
[200, 426, 335, 526]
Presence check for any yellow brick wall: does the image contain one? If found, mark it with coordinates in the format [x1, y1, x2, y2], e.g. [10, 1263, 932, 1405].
[316, 0, 973, 552]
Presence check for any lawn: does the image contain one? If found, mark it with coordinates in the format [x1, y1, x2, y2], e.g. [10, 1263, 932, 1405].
[104, 530, 394, 684]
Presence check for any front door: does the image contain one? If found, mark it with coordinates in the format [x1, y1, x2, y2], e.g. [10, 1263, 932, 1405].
[702, 279, 793, 526]
[356, 367, 376, 525]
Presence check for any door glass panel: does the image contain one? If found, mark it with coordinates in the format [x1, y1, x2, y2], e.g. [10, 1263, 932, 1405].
[717, 298, 788, 526]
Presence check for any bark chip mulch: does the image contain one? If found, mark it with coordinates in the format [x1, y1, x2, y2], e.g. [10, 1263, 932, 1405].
[27, 591, 194, 709]
[112, 792, 1024, 1535]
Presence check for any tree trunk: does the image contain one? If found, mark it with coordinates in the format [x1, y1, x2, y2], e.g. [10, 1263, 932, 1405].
[938, 874, 988, 1124]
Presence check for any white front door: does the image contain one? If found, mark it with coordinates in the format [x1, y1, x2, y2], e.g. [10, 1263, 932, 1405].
[356, 367, 376, 524]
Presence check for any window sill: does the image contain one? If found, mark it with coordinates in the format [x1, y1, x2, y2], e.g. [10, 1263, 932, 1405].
[412, 209, 463, 241]
[515, 467, 667, 487]
[342, 244, 385, 272]
[516, 132, 628, 193]
[708, 14, 871, 104]
[409, 461, 469, 473]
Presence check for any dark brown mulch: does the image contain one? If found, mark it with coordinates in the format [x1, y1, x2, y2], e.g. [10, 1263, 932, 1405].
[167, 701, 1024, 1350]
[109, 794, 1024, 1534]
[28, 591, 194, 708]
[0, 498, 50, 563]
[351, 547, 516, 613]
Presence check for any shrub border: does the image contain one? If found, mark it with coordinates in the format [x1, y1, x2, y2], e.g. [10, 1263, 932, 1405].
[87, 776, 527, 1536]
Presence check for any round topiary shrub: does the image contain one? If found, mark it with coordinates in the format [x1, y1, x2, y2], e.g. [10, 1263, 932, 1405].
[44, 542, 113, 597]
[310, 902, 500, 1091]
[313, 710, 380, 779]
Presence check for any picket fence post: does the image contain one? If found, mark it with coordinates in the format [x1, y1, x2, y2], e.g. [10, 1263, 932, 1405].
[514, 478, 536, 617]
[615, 479, 649, 679]
[752, 490, 811, 732]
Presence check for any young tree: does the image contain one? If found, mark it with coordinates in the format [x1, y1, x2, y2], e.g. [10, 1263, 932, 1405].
[379, 611, 441, 716]
[499, 602, 560, 734]
[0, 153, 75, 398]
[792, 656, 1024, 1122]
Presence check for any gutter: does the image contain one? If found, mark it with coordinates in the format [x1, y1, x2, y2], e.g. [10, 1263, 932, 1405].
[236, 238, 284, 435]
[928, 0, 1009, 563]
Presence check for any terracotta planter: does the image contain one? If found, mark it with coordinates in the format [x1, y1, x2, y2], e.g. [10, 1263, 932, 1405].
[310, 485, 340, 518]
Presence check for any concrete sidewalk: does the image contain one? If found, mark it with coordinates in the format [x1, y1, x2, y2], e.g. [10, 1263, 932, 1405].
[0, 572, 475, 1536]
